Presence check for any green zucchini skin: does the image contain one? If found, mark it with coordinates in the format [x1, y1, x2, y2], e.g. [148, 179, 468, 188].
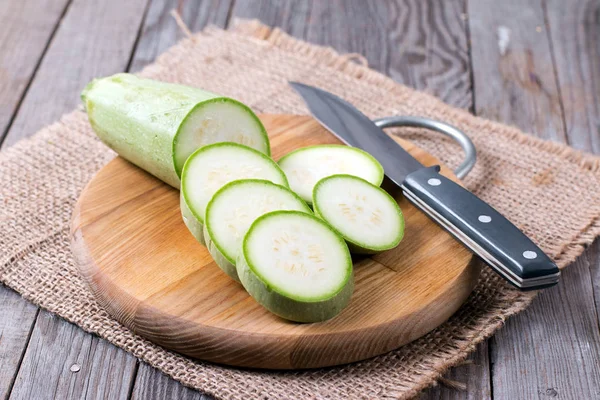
[237, 211, 354, 323]
[82, 73, 216, 188]
[180, 193, 206, 246]
[81, 73, 268, 188]
[237, 250, 354, 323]
[203, 223, 240, 282]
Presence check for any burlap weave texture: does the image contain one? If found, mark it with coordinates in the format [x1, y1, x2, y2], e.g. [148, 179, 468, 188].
[1, 21, 599, 399]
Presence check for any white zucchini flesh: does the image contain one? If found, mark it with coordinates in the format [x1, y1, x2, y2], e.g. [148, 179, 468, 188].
[204, 179, 311, 281]
[277, 145, 384, 203]
[237, 211, 353, 323]
[174, 100, 270, 176]
[313, 174, 404, 254]
[181, 143, 288, 245]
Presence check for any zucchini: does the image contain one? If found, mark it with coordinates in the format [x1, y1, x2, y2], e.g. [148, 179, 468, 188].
[237, 210, 353, 322]
[313, 174, 404, 254]
[278, 145, 384, 203]
[204, 179, 311, 281]
[81, 73, 269, 188]
[181, 143, 288, 245]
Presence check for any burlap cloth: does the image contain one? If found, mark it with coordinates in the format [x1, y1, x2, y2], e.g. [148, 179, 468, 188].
[2, 20, 600, 399]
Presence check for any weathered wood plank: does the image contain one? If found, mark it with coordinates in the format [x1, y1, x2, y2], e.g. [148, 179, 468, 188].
[588, 240, 600, 334]
[9, 312, 137, 400]
[0, 0, 70, 141]
[232, 0, 472, 109]
[469, 0, 600, 398]
[0, 286, 38, 400]
[131, 364, 213, 400]
[469, 0, 565, 142]
[129, 0, 233, 73]
[544, 2, 600, 395]
[310, 0, 472, 109]
[419, 343, 491, 400]
[545, 0, 600, 153]
[230, 0, 312, 38]
[1, 0, 150, 148]
[3, 0, 149, 398]
[489, 250, 600, 398]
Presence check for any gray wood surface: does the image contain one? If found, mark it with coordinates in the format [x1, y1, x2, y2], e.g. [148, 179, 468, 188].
[131, 364, 212, 400]
[1, 0, 150, 148]
[545, 0, 600, 330]
[0, 287, 38, 400]
[468, 0, 565, 142]
[10, 312, 137, 400]
[129, 0, 233, 73]
[0, 0, 598, 399]
[468, 0, 600, 399]
[543, 1, 600, 395]
[546, 0, 600, 153]
[420, 344, 491, 400]
[0, 0, 70, 141]
[230, 0, 312, 38]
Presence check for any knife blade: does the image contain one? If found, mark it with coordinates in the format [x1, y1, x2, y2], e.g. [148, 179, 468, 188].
[290, 81, 560, 290]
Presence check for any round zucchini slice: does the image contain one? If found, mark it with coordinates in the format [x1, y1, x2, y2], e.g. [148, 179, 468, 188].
[313, 174, 404, 254]
[278, 145, 384, 203]
[238, 210, 353, 323]
[204, 179, 311, 281]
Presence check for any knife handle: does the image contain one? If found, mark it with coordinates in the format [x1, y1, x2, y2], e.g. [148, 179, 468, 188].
[401, 166, 560, 290]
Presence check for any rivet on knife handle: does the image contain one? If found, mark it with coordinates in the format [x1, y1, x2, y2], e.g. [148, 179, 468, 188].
[401, 166, 560, 290]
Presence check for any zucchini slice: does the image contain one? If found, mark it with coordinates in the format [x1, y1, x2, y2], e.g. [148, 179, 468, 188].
[237, 210, 353, 322]
[277, 145, 384, 203]
[82, 73, 269, 188]
[181, 143, 288, 245]
[204, 179, 311, 281]
[313, 174, 404, 254]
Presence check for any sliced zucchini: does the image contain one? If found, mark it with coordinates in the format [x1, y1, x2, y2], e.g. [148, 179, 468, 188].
[204, 180, 311, 281]
[277, 145, 384, 203]
[181, 143, 288, 245]
[81, 73, 269, 188]
[313, 174, 404, 254]
[237, 210, 353, 322]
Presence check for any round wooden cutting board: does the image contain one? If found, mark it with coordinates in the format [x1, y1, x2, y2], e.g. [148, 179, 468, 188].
[71, 114, 480, 370]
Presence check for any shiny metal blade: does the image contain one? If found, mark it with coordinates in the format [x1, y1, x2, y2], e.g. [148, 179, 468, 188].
[289, 82, 424, 186]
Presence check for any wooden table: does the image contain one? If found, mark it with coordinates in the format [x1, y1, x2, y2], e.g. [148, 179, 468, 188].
[1, 1, 598, 399]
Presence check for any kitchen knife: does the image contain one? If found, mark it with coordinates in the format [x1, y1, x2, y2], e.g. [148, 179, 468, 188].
[290, 82, 560, 290]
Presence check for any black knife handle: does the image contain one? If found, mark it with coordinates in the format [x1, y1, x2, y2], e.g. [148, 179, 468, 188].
[402, 166, 560, 290]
